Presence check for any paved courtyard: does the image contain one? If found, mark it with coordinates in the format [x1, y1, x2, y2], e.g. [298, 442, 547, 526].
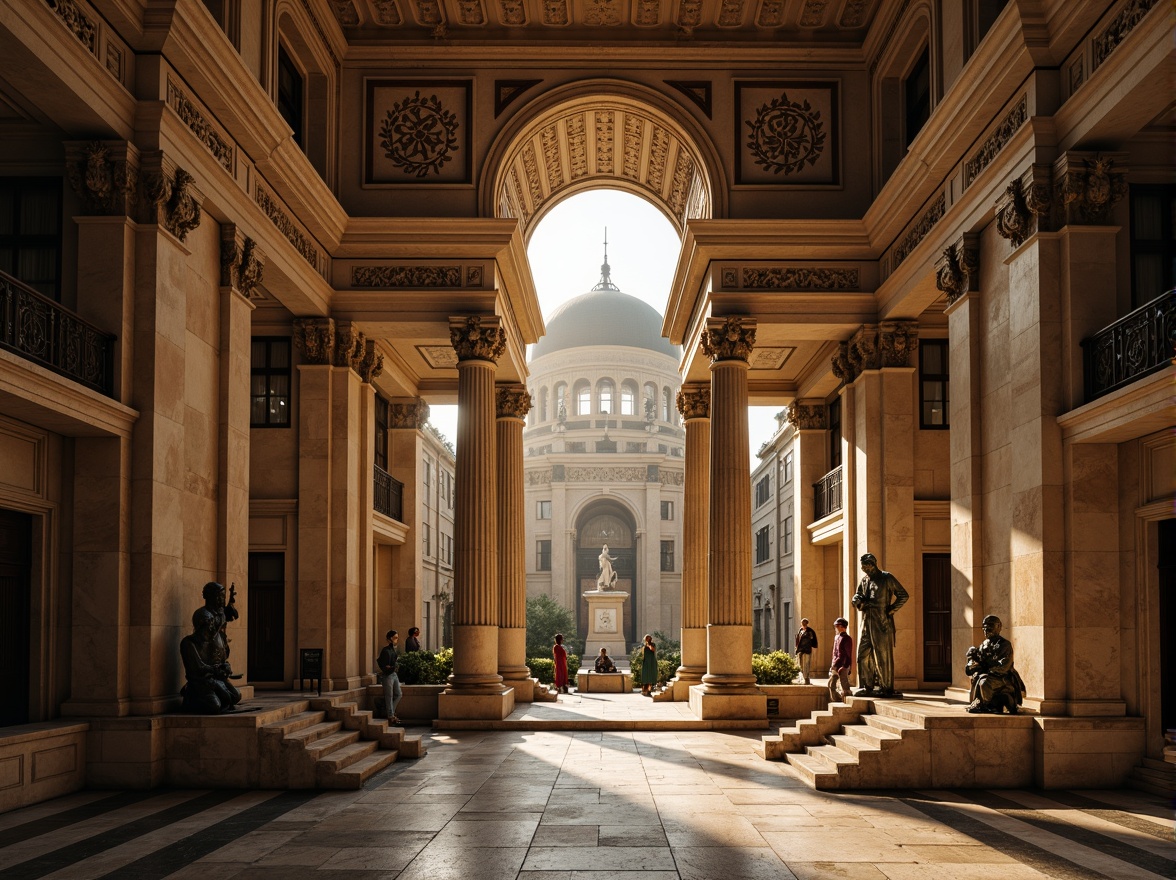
[0, 728, 1172, 880]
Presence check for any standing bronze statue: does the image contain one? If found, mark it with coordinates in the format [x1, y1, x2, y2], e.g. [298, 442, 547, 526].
[965, 615, 1026, 714]
[179, 581, 242, 713]
[850, 553, 908, 696]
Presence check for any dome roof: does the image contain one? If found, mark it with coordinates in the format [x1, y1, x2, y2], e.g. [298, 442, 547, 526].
[531, 263, 680, 360]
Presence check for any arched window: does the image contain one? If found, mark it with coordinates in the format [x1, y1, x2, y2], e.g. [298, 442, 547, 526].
[598, 380, 614, 414]
[575, 381, 591, 416]
[539, 387, 548, 422]
[554, 382, 567, 419]
[620, 382, 636, 416]
[643, 382, 658, 420]
[662, 387, 672, 422]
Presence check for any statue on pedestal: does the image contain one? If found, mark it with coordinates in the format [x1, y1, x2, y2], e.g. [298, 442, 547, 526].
[179, 581, 242, 713]
[851, 553, 908, 696]
[965, 615, 1026, 714]
[596, 544, 618, 590]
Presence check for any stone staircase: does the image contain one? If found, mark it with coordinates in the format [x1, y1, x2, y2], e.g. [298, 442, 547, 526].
[1128, 757, 1175, 798]
[258, 689, 425, 790]
[758, 697, 870, 760]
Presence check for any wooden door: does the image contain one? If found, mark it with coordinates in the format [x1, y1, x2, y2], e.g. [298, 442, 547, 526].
[248, 552, 285, 682]
[922, 553, 952, 682]
[0, 510, 31, 726]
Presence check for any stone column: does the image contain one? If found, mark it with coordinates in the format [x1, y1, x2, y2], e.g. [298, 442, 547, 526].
[439, 317, 515, 720]
[787, 401, 832, 630]
[670, 384, 709, 701]
[386, 399, 429, 641]
[496, 383, 534, 702]
[692, 318, 767, 720]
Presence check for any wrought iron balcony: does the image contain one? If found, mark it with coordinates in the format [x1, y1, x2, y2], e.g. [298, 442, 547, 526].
[0, 271, 115, 396]
[1082, 289, 1175, 402]
[813, 465, 843, 521]
[374, 464, 403, 521]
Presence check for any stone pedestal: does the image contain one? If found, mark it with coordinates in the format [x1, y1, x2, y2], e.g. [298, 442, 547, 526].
[582, 590, 629, 658]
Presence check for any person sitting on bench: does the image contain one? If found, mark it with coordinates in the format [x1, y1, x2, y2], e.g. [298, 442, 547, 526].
[594, 647, 617, 673]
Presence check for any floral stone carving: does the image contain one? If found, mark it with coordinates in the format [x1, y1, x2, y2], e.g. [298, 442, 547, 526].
[379, 91, 459, 178]
[450, 316, 506, 363]
[675, 385, 710, 420]
[496, 384, 532, 419]
[746, 93, 826, 176]
[700, 317, 756, 363]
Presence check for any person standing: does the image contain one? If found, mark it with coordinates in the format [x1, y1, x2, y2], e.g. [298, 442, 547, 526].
[828, 618, 853, 703]
[851, 552, 909, 696]
[376, 630, 402, 723]
[404, 627, 421, 652]
[553, 633, 569, 694]
[640, 633, 658, 696]
[794, 618, 818, 685]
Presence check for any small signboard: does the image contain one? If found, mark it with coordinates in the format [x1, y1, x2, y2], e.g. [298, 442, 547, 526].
[299, 647, 324, 695]
[766, 697, 779, 717]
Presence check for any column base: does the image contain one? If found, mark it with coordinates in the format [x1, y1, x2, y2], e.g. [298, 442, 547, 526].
[668, 667, 705, 702]
[500, 674, 536, 702]
[437, 688, 516, 720]
[689, 684, 768, 720]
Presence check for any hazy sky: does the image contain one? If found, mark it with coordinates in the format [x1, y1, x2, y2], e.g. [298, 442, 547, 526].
[428, 189, 783, 457]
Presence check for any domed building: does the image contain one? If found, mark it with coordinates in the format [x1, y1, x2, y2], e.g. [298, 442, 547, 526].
[524, 254, 684, 650]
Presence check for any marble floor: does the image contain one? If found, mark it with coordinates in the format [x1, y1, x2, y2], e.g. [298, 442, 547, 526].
[0, 729, 1172, 880]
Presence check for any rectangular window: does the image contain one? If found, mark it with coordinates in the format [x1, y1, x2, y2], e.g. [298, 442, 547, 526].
[783, 516, 794, 556]
[276, 45, 304, 146]
[783, 452, 794, 485]
[828, 398, 842, 469]
[755, 526, 771, 564]
[423, 527, 431, 557]
[444, 471, 453, 508]
[537, 500, 552, 520]
[441, 533, 453, 565]
[660, 540, 675, 572]
[904, 46, 931, 147]
[250, 338, 291, 427]
[537, 539, 551, 571]
[920, 340, 950, 428]
[374, 396, 388, 470]
[660, 500, 674, 521]
[0, 177, 62, 299]
[1130, 184, 1176, 309]
[754, 474, 771, 508]
[423, 459, 432, 504]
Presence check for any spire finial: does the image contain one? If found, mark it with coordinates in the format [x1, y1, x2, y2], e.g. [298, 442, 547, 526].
[593, 226, 619, 291]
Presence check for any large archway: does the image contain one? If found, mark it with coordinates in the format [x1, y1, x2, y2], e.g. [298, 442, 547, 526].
[482, 80, 722, 241]
[574, 500, 637, 649]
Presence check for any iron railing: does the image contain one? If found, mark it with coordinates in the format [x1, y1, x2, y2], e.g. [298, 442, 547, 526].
[0, 271, 115, 396]
[1082, 289, 1175, 401]
[813, 465, 843, 520]
[373, 464, 403, 521]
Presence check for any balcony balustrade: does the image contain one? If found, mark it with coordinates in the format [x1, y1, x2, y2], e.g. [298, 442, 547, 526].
[374, 464, 403, 521]
[813, 465, 843, 521]
[0, 271, 115, 396]
[1082, 289, 1175, 401]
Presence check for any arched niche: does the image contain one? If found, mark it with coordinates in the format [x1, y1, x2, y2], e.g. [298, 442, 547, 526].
[574, 498, 638, 648]
[481, 80, 723, 242]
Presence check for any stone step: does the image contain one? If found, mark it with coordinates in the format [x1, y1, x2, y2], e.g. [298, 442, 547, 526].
[304, 729, 361, 759]
[314, 740, 381, 786]
[828, 728, 899, 757]
[1141, 756, 1173, 772]
[259, 710, 328, 738]
[283, 720, 344, 746]
[785, 752, 840, 790]
[324, 748, 400, 790]
[863, 713, 923, 737]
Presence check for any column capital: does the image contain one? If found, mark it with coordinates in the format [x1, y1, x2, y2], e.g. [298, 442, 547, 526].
[676, 384, 710, 420]
[220, 224, 266, 300]
[1053, 150, 1128, 227]
[355, 339, 383, 383]
[879, 320, 919, 368]
[935, 233, 980, 306]
[995, 164, 1052, 246]
[293, 317, 335, 365]
[141, 152, 203, 242]
[389, 399, 430, 429]
[701, 317, 756, 363]
[786, 402, 827, 430]
[64, 140, 139, 217]
[496, 384, 532, 419]
[450, 316, 506, 363]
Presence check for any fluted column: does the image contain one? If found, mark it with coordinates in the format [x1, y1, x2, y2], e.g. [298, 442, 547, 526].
[670, 384, 709, 700]
[439, 317, 515, 719]
[692, 318, 766, 720]
[496, 383, 534, 701]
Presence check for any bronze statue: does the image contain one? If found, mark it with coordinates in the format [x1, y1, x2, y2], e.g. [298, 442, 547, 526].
[179, 582, 242, 713]
[965, 615, 1026, 714]
[850, 553, 908, 696]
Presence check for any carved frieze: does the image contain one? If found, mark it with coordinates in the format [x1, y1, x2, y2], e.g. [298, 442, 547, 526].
[839, 0, 870, 28]
[799, 0, 828, 28]
[498, 0, 526, 25]
[496, 384, 533, 419]
[390, 399, 431, 428]
[457, 0, 486, 25]
[756, 0, 784, 26]
[45, 0, 96, 53]
[634, 0, 660, 26]
[622, 114, 644, 180]
[256, 184, 320, 270]
[677, 0, 703, 29]
[1092, 0, 1159, 70]
[964, 95, 1027, 188]
[595, 111, 614, 174]
[540, 123, 563, 191]
[166, 81, 234, 173]
[542, 0, 570, 25]
[65, 141, 138, 216]
[668, 151, 693, 219]
[567, 113, 588, 179]
[584, 0, 622, 25]
[647, 125, 671, 194]
[353, 265, 462, 287]
[734, 267, 859, 290]
[145, 165, 202, 242]
[411, 0, 444, 25]
[220, 225, 266, 298]
[565, 466, 648, 482]
[786, 403, 826, 430]
[659, 470, 684, 486]
[330, 1, 360, 25]
[450, 316, 506, 363]
[525, 470, 552, 486]
[675, 384, 710, 420]
[879, 321, 918, 367]
[522, 143, 544, 211]
[373, 0, 403, 24]
[891, 193, 945, 268]
[1055, 152, 1128, 226]
[716, 0, 745, 27]
[935, 234, 979, 306]
[700, 317, 756, 363]
[293, 318, 335, 365]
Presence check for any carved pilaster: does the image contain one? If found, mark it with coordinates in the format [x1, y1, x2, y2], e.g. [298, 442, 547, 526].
[293, 317, 335, 365]
[1054, 151, 1128, 227]
[356, 339, 383, 384]
[142, 154, 203, 242]
[496, 384, 532, 419]
[220, 225, 266, 298]
[389, 399, 431, 428]
[831, 341, 855, 385]
[64, 140, 138, 216]
[935, 233, 980, 306]
[700, 316, 756, 363]
[786, 402, 826, 430]
[879, 320, 919, 367]
[676, 384, 710, 420]
[450, 316, 506, 363]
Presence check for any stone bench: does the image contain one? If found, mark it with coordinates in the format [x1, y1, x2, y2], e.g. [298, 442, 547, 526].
[576, 671, 632, 693]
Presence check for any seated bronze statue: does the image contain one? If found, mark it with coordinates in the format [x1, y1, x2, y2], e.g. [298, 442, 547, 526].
[180, 608, 242, 714]
[964, 615, 1026, 714]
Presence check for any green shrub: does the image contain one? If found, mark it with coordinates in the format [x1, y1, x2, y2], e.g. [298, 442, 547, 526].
[526, 655, 580, 685]
[752, 650, 801, 684]
[526, 596, 582, 657]
[395, 647, 455, 685]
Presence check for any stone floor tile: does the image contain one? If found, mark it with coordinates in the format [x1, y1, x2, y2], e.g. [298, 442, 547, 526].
[431, 818, 541, 847]
[541, 803, 661, 826]
[396, 845, 529, 880]
[762, 833, 917, 863]
[522, 845, 676, 871]
[196, 831, 301, 863]
[318, 845, 424, 871]
[531, 824, 599, 847]
[673, 845, 798, 880]
[161, 863, 253, 879]
[252, 844, 339, 867]
[598, 824, 668, 847]
[663, 815, 767, 848]
[875, 865, 1051, 880]
[788, 863, 891, 880]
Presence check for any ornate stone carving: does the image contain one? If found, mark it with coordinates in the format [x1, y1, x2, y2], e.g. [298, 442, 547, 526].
[450, 316, 506, 363]
[390, 399, 430, 428]
[756, 0, 784, 26]
[220, 226, 266, 297]
[525, 469, 552, 486]
[378, 91, 459, 178]
[964, 96, 1027, 188]
[584, 0, 622, 25]
[935, 234, 979, 306]
[786, 403, 826, 430]
[676, 0, 702, 29]
[567, 113, 588, 179]
[256, 185, 319, 270]
[738, 267, 859, 290]
[167, 81, 234, 173]
[716, 0, 745, 27]
[293, 318, 336, 365]
[831, 341, 855, 385]
[668, 151, 693, 219]
[457, 0, 485, 24]
[565, 466, 647, 482]
[373, 0, 403, 24]
[412, 0, 443, 25]
[45, 0, 96, 53]
[746, 92, 826, 175]
[65, 141, 137, 216]
[647, 125, 671, 193]
[848, 325, 880, 375]
[995, 174, 1049, 247]
[839, 0, 870, 27]
[522, 142, 544, 210]
[355, 340, 383, 383]
[542, 0, 570, 25]
[892, 193, 945, 268]
[659, 470, 684, 486]
[634, 0, 660, 26]
[146, 166, 202, 242]
[541, 123, 563, 191]
[622, 114, 644, 180]
[879, 321, 918, 367]
[333, 323, 364, 368]
[1055, 153, 1128, 226]
[497, 0, 526, 25]
[595, 111, 614, 173]
[675, 385, 710, 419]
[496, 384, 532, 419]
[799, 0, 828, 27]
[352, 265, 462, 287]
[700, 317, 756, 363]
[1092, 0, 1159, 70]
[330, 1, 360, 26]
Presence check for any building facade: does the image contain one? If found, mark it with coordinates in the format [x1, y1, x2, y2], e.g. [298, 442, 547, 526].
[751, 410, 797, 653]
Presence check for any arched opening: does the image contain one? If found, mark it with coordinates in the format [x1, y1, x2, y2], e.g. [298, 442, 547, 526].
[575, 500, 637, 647]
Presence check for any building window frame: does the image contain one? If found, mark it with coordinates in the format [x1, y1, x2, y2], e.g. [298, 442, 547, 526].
[904, 45, 932, 148]
[537, 500, 552, 520]
[919, 339, 950, 429]
[276, 44, 304, 147]
[754, 474, 771, 508]
[660, 540, 675, 572]
[0, 177, 62, 300]
[1130, 183, 1176, 310]
[374, 395, 388, 470]
[783, 516, 794, 556]
[250, 337, 292, 428]
[537, 539, 552, 571]
[828, 398, 842, 469]
[660, 500, 674, 521]
[782, 452, 794, 485]
[754, 526, 771, 564]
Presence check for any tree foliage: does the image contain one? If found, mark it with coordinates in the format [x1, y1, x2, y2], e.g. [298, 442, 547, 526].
[526, 595, 581, 657]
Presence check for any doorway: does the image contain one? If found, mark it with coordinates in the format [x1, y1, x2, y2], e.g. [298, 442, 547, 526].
[1159, 519, 1174, 734]
[0, 509, 31, 726]
[922, 553, 952, 682]
[248, 552, 285, 682]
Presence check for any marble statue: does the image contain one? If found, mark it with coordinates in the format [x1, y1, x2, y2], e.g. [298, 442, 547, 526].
[850, 553, 909, 696]
[965, 615, 1026, 714]
[596, 544, 618, 590]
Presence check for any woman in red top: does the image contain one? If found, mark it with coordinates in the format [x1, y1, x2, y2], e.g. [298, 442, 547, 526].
[553, 633, 569, 694]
